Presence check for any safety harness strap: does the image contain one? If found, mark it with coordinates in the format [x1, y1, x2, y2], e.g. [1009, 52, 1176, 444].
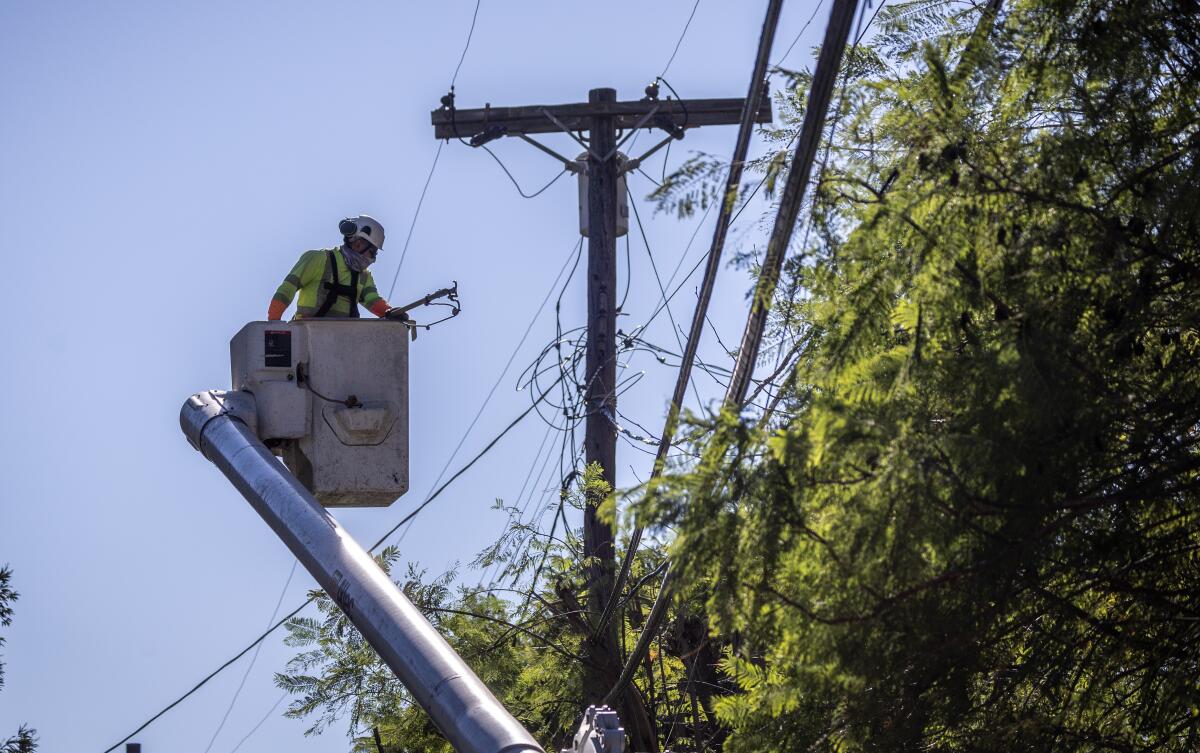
[314, 249, 360, 318]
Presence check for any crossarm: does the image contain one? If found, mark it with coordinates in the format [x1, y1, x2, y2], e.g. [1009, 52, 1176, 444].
[431, 96, 772, 139]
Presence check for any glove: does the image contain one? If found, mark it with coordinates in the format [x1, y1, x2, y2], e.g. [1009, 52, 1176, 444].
[384, 308, 410, 322]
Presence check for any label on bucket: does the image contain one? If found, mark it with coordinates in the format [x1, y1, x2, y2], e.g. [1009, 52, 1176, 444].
[264, 330, 292, 367]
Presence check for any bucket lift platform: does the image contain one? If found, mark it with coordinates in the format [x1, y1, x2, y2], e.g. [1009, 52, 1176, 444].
[230, 319, 409, 507]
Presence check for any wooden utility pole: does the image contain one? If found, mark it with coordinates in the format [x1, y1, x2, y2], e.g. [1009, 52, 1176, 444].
[582, 87, 620, 648]
[432, 87, 770, 752]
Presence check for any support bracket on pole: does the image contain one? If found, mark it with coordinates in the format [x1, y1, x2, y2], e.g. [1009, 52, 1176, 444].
[516, 133, 585, 173]
[542, 107, 601, 161]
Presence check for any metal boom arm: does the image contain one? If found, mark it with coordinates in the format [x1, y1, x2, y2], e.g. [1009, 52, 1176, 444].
[181, 390, 543, 753]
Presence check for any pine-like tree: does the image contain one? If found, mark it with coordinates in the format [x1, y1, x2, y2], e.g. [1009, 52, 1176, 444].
[1, 566, 38, 753]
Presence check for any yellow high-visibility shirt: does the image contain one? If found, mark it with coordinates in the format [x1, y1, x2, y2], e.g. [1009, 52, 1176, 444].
[272, 249, 385, 318]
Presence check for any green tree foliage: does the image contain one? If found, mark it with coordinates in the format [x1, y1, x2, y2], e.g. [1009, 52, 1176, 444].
[1, 566, 38, 753]
[654, 0, 1200, 750]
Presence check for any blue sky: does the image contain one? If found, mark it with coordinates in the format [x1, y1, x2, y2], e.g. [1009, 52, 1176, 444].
[0, 2, 830, 751]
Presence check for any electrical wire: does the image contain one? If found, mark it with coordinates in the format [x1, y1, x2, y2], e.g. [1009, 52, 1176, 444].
[655, 76, 691, 129]
[227, 693, 287, 753]
[450, 0, 482, 89]
[388, 0, 492, 301]
[854, 0, 886, 46]
[480, 145, 568, 198]
[389, 0, 488, 300]
[202, 561, 298, 753]
[628, 195, 707, 410]
[630, 200, 716, 337]
[751, 0, 881, 413]
[772, 0, 828, 70]
[629, 198, 686, 356]
[617, 0, 708, 165]
[387, 139, 444, 299]
[475, 414, 560, 588]
[737, 1, 885, 236]
[362, 373, 568, 555]
[728, 0, 865, 401]
[100, 599, 311, 753]
[382, 237, 583, 562]
[618, 232, 632, 312]
[483, 414, 567, 590]
[636, 167, 662, 188]
[415, 237, 581, 499]
[659, 0, 702, 78]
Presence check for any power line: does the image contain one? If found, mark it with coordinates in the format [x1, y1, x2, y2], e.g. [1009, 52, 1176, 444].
[632, 189, 717, 335]
[227, 693, 287, 753]
[449, 0, 482, 89]
[854, 0, 886, 46]
[375, 237, 584, 557]
[480, 145, 568, 198]
[752, 0, 888, 420]
[100, 599, 311, 753]
[387, 139, 444, 299]
[422, 237, 582, 494]
[478, 411, 566, 589]
[621, 0, 703, 161]
[389, 0, 486, 299]
[772, 0, 828, 69]
[660, 0, 702, 78]
[202, 561, 298, 753]
[363, 373, 568, 555]
[628, 196, 707, 410]
[740, 0, 871, 405]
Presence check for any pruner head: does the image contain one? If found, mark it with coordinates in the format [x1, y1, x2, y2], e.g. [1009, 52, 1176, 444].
[448, 280, 459, 302]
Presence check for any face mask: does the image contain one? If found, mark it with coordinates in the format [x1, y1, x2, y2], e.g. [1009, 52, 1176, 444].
[340, 243, 375, 272]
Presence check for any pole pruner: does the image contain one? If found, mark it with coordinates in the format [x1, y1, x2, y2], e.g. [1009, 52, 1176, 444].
[385, 282, 461, 340]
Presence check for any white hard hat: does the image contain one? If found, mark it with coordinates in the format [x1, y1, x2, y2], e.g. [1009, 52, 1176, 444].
[339, 214, 386, 250]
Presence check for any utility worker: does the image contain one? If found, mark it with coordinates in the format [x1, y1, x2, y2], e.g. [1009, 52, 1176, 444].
[268, 215, 397, 320]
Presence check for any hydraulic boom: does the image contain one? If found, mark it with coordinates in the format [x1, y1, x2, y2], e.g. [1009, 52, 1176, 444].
[181, 389, 543, 753]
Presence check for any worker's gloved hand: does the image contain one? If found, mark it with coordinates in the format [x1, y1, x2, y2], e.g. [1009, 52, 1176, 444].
[384, 308, 410, 322]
